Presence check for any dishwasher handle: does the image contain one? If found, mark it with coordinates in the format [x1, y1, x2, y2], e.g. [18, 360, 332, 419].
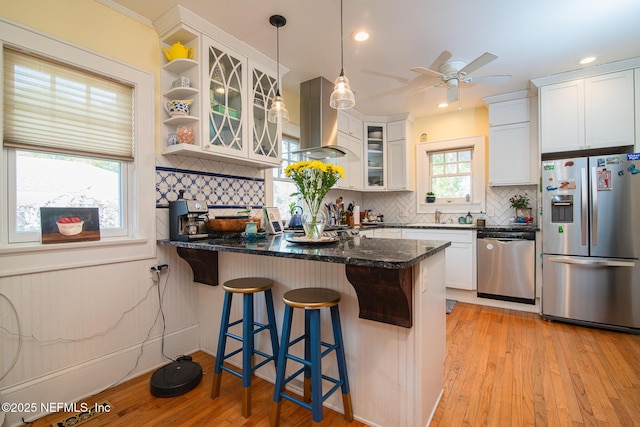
[481, 238, 526, 242]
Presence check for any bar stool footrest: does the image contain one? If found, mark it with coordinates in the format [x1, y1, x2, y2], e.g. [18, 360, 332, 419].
[281, 392, 313, 411]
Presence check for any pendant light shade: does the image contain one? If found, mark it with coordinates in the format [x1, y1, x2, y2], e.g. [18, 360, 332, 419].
[330, 0, 355, 109]
[268, 15, 289, 123]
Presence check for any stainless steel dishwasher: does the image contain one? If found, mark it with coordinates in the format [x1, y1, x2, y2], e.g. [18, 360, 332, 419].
[477, 229, 536, 304]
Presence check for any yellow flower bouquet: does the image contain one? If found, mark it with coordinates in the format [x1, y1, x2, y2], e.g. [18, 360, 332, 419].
[284, 160, 345, 239]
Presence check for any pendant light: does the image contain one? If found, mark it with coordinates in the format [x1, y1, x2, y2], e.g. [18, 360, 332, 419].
[268, 15, 289, 123]
[330, 0, 356, 109]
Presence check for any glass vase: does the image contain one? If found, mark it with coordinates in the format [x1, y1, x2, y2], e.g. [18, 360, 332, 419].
[302, 210, 326, 240]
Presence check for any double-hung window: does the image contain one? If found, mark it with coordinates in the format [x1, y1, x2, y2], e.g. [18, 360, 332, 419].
[416, 135, 485, 213]
[429, 148, 472, 201]
[1, 19, 155, 276]
[4, 48, 133, 243]
[272, 134, 301, 221]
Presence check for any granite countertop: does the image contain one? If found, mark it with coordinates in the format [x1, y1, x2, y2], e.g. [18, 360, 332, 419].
[358, 222, 540, 232]
[158, 234, 450, 270]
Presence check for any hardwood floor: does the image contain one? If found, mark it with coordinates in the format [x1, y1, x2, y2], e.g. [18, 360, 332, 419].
[431, 303, 640, 427]
[30, 303, 639, 426]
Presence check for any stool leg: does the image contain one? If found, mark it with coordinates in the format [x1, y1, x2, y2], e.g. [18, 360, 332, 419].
[309, 309, 324, 423]
[303, 308, 312, 403]
[212, 291, 233, 399]
[241, 293, 254, 418]
[264, 289, 280, 365]
[331, 305, 353, 422]
[271, 304, 294, 427]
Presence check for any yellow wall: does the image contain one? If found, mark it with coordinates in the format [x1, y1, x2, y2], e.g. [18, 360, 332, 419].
[412, 107, 488, 144]
[282, 88, 300, 126]
[2, 0, 163, 149]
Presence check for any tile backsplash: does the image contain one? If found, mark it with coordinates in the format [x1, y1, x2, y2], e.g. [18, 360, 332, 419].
[361, 185, 538, 225]
[155, 154, 265, 209]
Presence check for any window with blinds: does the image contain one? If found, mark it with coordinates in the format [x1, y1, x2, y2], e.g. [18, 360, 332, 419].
[3, 47, 134, 161]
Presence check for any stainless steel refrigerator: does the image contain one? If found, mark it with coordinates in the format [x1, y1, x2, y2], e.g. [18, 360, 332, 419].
[541, 152, 640, 332]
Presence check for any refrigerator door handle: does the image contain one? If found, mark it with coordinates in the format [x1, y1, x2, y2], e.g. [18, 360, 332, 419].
[547, 256, 635, 268]
[591, 166, 598, 246]
[581, 167, 588, 246]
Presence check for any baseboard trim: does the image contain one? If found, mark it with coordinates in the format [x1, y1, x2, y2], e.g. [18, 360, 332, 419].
[1, 325, 199, 427]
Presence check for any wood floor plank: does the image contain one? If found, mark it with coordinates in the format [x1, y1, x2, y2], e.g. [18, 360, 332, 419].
[29, 303, 640, 427]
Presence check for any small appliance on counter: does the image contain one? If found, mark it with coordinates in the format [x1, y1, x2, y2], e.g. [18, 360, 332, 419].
[169, 191, 209, 241]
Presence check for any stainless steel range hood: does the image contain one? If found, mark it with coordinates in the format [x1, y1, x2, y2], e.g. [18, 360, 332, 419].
[293, 77, 350, 159]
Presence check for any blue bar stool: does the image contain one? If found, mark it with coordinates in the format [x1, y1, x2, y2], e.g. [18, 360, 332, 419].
[211, 277, 279, 418]
[270, 287, 353, 426]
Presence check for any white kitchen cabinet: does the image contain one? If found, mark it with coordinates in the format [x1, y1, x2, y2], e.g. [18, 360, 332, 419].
[486, 95, 537, 186]
[540, 70, 634, 153]
[159, 14, 282, 167]
[334, 111, 363, 190]
[489, 122, 533, 185]
[636, 69, 640, 152]
[338, 111, 364, 140]
[584, 70, 635, 149]
[364, 123, 386, 190]
[386, 118, 414, 191]
[402, 228, 476, 290]
[488, 98, 530, 126]
[382, 228, 402, 239]
[247, 60, 281, 164]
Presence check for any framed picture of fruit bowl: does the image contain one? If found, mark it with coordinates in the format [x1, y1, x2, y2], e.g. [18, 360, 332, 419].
[40, 207, 101, 244]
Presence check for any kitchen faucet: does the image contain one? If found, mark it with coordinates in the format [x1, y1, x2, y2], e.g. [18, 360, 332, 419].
[434, 209, 441, 224]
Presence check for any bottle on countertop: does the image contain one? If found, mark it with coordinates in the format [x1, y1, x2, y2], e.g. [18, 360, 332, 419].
[465, 211, 473, 224]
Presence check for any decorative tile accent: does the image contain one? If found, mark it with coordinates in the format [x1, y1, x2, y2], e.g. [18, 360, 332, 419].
[155, 166, 265, 208]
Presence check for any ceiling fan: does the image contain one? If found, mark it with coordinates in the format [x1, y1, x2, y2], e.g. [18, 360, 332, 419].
[410, 52, 511, 103]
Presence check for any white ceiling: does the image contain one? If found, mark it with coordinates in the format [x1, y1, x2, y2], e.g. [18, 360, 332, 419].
[107, 0, 640, 118]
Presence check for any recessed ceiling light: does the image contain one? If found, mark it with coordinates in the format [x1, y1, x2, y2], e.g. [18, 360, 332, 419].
[438, 102, 448, 108]
[350, 30, 370, 42]
[579, 56, 596, 65]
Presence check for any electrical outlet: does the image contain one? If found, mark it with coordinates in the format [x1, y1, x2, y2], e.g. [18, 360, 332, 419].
[149, 264, 169, 281]
[148, 265, 157, 280]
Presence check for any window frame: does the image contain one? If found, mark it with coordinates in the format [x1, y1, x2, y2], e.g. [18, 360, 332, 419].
[272, 132, 301, 220]
[428, 148, 473, 202]
[416, 135, 485, 214]
[0, 19, 156, 277]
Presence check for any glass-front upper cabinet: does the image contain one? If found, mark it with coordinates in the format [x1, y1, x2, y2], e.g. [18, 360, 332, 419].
[249, 61, 280, 164]
[205, 38, 246, 157]
[364, 123, 386, 190]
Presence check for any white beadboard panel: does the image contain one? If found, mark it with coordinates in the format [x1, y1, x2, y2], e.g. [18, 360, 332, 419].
[197, 251, 445, 427]
[362, 184, 538, 225]
[0, 256, 199, 395]
[2, 325, 199, 427]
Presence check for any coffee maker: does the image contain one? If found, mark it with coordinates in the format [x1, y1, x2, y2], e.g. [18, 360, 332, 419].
[169, 192, 209, 241]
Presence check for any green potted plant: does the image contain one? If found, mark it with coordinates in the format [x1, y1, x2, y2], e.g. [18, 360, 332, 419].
[426, 192, 436, 203]
[509, 193, 532, 218]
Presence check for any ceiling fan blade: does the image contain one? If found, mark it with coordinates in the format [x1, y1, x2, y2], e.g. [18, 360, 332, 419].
[428, 50, 453, 71]
[463, 74, 511, 84]
[458, 52, 498, 76]
[410, 66, 444, 78]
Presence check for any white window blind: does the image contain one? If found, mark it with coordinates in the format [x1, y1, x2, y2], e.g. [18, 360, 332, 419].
[3, 47, 135, 161]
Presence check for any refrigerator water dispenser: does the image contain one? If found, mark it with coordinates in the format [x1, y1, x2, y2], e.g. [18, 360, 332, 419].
[551, 195, 573, 223]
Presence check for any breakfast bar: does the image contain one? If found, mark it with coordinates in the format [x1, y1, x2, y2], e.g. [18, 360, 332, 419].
[159, 235, 449, 426]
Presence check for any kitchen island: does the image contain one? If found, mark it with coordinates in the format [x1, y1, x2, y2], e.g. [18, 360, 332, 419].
[158, 234, 449, 426]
